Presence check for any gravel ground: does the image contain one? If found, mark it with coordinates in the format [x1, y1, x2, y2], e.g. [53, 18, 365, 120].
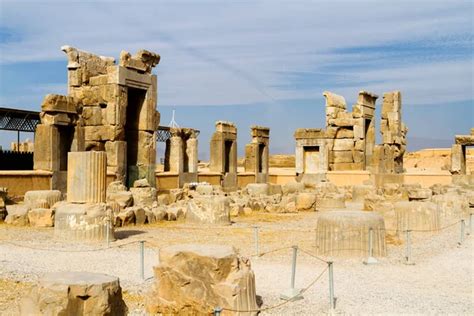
[0, 211, 472, 315]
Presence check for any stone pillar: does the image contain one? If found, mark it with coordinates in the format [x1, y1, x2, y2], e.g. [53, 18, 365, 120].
[33, 124, 60, 171]
[186, 135, 198, 173]
[168, 132, 183, 173]
[67, 151, 107, 203]
[451, 144, 466, 175]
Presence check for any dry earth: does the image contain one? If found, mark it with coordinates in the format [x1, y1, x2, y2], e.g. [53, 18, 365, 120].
[0, 208, 472, 315]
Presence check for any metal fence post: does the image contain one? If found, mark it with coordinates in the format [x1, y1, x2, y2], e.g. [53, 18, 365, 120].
[404, 230, 415, 265]
[280, 245, 303, 301]
[253, 226, 260, 257]
[213, 307, 222, 316]
[328, 261, 335, 310]
[363, 228, 378, 265]
[458, 220, 465, 246]
[140, 241, 145, 280]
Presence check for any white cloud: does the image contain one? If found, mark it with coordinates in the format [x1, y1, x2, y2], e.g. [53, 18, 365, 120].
[0, 0, 472, 107]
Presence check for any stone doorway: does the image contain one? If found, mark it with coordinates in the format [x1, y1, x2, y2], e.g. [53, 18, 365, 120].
[304, 146, 320, 173]
[125, 87, 147, 186]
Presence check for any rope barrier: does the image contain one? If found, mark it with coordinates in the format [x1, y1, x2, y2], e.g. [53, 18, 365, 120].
[298, 248, 329, 264]
[219, 265, 329, 313]
[0, 239, 140, 252]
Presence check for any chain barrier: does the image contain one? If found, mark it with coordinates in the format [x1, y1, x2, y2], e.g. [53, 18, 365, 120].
[219, 265, 329, 314]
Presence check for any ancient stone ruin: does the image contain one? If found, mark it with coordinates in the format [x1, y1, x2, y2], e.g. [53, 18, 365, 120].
[164, 127, 199, 186]
[295, 90, 407, 183]
[451, 128, 474, 175]
[34, 46, 160, 190]
[210, 121, 238, 189]
[244, 126, 270, 183]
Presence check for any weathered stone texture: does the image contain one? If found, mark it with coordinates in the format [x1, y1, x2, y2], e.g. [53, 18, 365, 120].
[147, 244, 257, 315]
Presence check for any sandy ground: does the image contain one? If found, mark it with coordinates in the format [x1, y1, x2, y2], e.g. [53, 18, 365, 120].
[0, 210, 472, 315]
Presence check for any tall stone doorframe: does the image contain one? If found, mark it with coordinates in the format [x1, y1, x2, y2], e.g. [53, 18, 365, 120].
[209, 121, 237, 190]
[33, 46, 161, 190]
[372, 91, 408, 174]
[244, 126, 270, 183]
[451, 128, 474, 175]
[164, 127, 199, 186]
[294, 128, 329, 183]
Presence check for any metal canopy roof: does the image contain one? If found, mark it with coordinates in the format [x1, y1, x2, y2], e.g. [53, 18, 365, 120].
[0, 107, 40, 132]
[0, 107, 198, 142]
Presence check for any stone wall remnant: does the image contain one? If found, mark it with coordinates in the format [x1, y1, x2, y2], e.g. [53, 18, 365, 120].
[33, 45, 160, 189]
[244, 126, 270, 183]
[210, 121, 238, 189]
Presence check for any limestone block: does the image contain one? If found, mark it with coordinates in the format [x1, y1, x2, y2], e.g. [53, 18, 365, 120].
[24, 190, 62, 209]
[19, 271, 127, 316]
[296, 192, 317, 211]
[353, 124, 364, 139]
[431, 193, 469, 226]
[407, 188, 432, 201]
[130, 187, 157, 207]
[323, 91, 346, 109]
[34, 124, 60, 171]
[105, 141, 126, 167]
[147, 244, 257, 315]
[330, 162, 364, 171]
[186, 196, 230, 225]
[335, 128, 354, 139]
[119, 49, 160, 73]
[450, 144, 465, 174]
[354, 140, 364, 151]
[129, 206, 146, 225]
[67, 152, 107, 203]
[352, 185, 375, 203]
[115, 209, 135, 226]
[352, 150, 365, 163]
[84, 125, 124, 142]
[54, 202, 114, 241]
[282, 182, 305, 195]
[333, 139, 354, 151]
[138, 98, 156, 132]
[363, 193, 386, 211]
[39, 112, 72, 126]
[328, 117, 356, 127]
[41, 94, 77, 114]
[316, 211, 386, 257]
[329, 151, 353, 163]
[27, 208, 55, 227]
[317, 193, 346, 209]
[107, 191, 133, 210]
[268, 184, 282, 195]
[5, 205, 29, 226]
[246, 183, 269, 196]
[196, 183, 214, 195]
[82, 106, 102, 126]
[89, 74, 108, 86]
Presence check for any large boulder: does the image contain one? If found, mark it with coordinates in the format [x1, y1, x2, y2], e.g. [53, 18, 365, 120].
[186, 196, 230, 225]
[19, 271, 127, 315]
[317, 193, 346, 209]
[28, 208, 55, 227]
[407, 187, 432, 201]
[296, 192, 317, 211]
[195, 183, 214, 195]
[147, 244, 257, 315]
[130, 186, 157, 207]
[24, 190, 62, 209]
[107, 191, 133, 210]
[5, 205, 29, 226]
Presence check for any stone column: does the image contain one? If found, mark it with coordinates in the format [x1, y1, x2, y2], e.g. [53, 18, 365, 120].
[67, 151, 107, 203]
[169, 134, 183, 173]
[186, 135, 198, 173]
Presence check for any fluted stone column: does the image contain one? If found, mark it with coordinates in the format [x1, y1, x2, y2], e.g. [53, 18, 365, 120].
[67, 151, 107, 203]
[186, 136, 198, 173]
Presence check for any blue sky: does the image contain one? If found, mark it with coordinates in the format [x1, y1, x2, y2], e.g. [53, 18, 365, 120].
[0, 0, 473, 160]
